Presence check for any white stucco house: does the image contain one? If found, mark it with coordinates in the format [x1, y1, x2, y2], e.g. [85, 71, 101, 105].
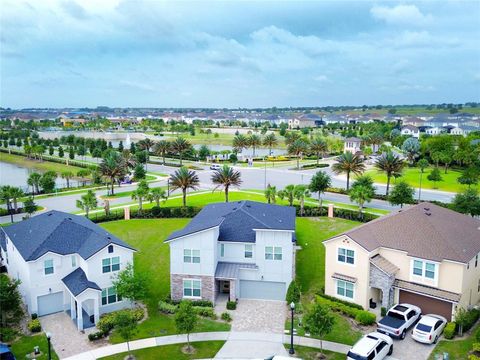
[426, 127, 445, 135]
[344, 137, 362, 154]
[400, 125, 420, 138]
[165, 201, 296, 303]
[0, 210, 136, 330]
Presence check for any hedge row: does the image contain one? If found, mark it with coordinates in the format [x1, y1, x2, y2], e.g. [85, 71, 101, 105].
[294, 205, 378, 223]
[316, 295, 376, 326]
[89, 206, 202, 223]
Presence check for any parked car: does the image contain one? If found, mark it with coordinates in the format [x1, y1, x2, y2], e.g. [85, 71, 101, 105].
[412, 314, 447, 344]
[377, 303, 422, 339]
[0, 343, 15, 360]
[347, 332, 393, 360]
[210, 164, 221, 170]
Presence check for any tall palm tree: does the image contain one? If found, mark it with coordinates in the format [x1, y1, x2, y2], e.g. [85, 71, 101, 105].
[8, 187, 24, 213]
[99, 152, 126, 195]
[263, 133, 278, 155]
[137, 138, 155, 153]
[169, 167, 200, 207]
[349, 184, 374, 216]
[248, 134, 262, 157]
[27, 172, 42, 195]
[294, 185, 311, 216]
[278, 184, 296, 206]
[76, 190, 98, 218]
[171, 137, 191, 166]
[284, 132, 302, 146]
[211, 164, 242, 202]
[288, 139, 309, 169]
[264, 184, 277, 204]
[309, 171, 332, 210]
[331, 152, 365, 190]
[131, 180, 150, 212]
[310, 137, 328, 165]
[374, 151, 405, 195]
[121, 150, 137, 171]
[61, 171, 74, 189]
[153, 140, 171, 165]
[233, 134, 248, 154]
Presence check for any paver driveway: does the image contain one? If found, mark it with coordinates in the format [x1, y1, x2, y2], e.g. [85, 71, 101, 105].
[230, 299, 287, 333]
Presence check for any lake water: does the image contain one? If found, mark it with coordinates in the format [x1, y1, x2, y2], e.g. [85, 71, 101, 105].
[0, 161, 83, 191]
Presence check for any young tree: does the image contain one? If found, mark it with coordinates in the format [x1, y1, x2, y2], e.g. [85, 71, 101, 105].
[211, 164, 242, 202]
[77, 169, 92, 187]
[58, 146, 64, 158]
[114, 311, 138, 360]
[278, 184, 296, 206]
[374, 151, 405, 195]
[76, 190, 98, 218]
[39, 173, 56, 194]
[309, 171, 332, 211]
[285, 280, 301, 304]
[332, 152, 365, 190]
[23, 197, 37, 218]
[288, 139, 309, 169]
[197, 145, 210, 161]
[294, 185, 310, 216]
[264, 184, 277, 204]
[169, 167, 200, 207]
[458, 166, 480, 188]
[133, 163, 146, 180]
[148, 187, 168, 207]
[427, 167, 443, 189]
[349, 184, 374, 215]
[304, 303, 335, 355]
[27, 172, 42, 195]
[452, 189, 480, 217]
[175, 301, 198, 353]
[112, 263, 148, 306]
[61, 171, 74, 189]
[48, 145, 54, 156]
[131, 180, 150, 212]
[417, 158, 429, 201]
[0, 274, 24, 328]
[388, 181, 415, 208]
[68, 147, 75, 160]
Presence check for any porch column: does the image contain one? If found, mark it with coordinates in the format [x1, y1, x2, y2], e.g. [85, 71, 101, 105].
[70, 296, 75, 320]
[77, 301, 84, 331]
[229, 280, 236, 301]
[93, 296, 100, 324]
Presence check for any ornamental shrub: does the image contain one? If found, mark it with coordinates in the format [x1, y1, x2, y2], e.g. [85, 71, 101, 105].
[88, 331, 104, 341]
[158, 300, 178, 314]
[226, 301, 237, 310]
[221, 312, 232, 322]
[27, 319, 41, 333]
[195, 307, 216, 319]
[443, 322, 456, 339]
[355, 311, 377, 325]
[286, 280, 301, 304]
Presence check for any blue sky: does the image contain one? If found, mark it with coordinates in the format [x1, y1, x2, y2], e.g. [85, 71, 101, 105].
[1, 0, 479, 108]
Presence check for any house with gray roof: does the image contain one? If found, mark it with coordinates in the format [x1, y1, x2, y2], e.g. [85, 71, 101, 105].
[0, 210, 135, 330]
[323, 203, 480, 321]
[165, 201, 296, 304]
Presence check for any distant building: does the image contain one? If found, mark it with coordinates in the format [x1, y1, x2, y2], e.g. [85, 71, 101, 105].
[288, 114, 322, 129]
[344, 137, 362, 154]
[401, 125, 420, 138]
[426, 127, 444, 135]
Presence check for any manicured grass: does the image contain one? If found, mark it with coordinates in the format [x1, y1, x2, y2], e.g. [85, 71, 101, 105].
[100, 186, 167, 200]
[364, 166, 479, 193]
[428, 324, 479, 360]
[284, 344, 345, 360]
[98, 341, 225, 360]
[99, 219, 230, 343]
[0, 152, 85, 175]
[11, 334, 59, 360]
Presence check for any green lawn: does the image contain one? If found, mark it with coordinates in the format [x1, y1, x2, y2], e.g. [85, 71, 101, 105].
[284, 344, 345, 360]
[98, 341, 225, 360]
[99, 219, 230, 343]
[100, 186, 167, 200]
[11, 334, 59, 360]
[0, 152, 85, 175]
[364, 166, 479, 193]
[428, 324, 479, 360]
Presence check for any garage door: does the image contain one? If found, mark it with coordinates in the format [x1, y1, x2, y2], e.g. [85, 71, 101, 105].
[37, 292, 64, 316]
[239, 280, 285, 301]
[399, 290, 453, 321]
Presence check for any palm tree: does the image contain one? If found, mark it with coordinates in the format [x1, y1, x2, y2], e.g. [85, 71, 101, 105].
[148, 187, 168, 207]
[264, 184, 277, 204]
[263, 133, 278, 155]
[76, 190, 98, 218]
[294, 185, 310, 216]
[131, 180, 150, 212]
[310, 137, 328, 165]
[121, 150, 137, 171]
[137, 138, 155, 153]
[100, 152, 127, 195]
[375, 151, 405, 195]
[77, 169, 92, 187]
[349, 184, 374, 216]
[27, 172, 42, 195]
[278, 184, 296, 206]
[0, 186, 14, 218]
[247, 135, 262, 157]
[211, 164, 242, 202]
[288, 139, 309, 169]
[8, 187, 24, 213]
[332, 152, 365, 190]
[232, 134, 248, 154]
[169, 167, 200, 207]
[285, 132, 301, 146]
[417, 158, 429, 201]
[61, 171, 74, 189]
[171, 137, 191, 166]
[153, 140, 171, 165]
[309, 171, 332, 210]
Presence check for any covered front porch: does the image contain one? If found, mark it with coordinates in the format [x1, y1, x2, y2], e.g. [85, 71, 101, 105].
[369, 254, 399, 312]
[214, 262, 258, 302]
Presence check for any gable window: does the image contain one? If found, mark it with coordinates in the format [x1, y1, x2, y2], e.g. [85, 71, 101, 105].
[412, 259, 436, 280]
[44, 259, 54, 275]
[101, 286, 122, 305]
[71, 255, 76, 268]
[184, 249, 200, 263]
[245, 244, 253, 259]
[183, 279, 201, 298]
[102, 256, 120, 273]
[338, 248, 354, 265]
[265, 246, 282, 261]
[108, 245, 114, 254]
[336, 280, 354, 299]
[220, 244, 225, 257]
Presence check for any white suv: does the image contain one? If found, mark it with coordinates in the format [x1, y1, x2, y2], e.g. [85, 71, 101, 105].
[347, 332, 393, 360]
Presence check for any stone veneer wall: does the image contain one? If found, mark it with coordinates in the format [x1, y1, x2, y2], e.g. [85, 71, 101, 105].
[229, 280, 236, 301]
[171, 274, 216, 304]
[369, 265, 395, 309]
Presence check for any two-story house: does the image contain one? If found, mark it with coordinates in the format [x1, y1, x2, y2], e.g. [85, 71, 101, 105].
[400, 125, 420, 138]
[344, 137, 362, 154]
[0, 210, 136, 330]
[324, 203, 480, 321]
[165, 201, 296, 303]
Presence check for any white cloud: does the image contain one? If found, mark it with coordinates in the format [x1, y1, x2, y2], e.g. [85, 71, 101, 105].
[370, 4, 433, 26]
[313, 75, 330, 82]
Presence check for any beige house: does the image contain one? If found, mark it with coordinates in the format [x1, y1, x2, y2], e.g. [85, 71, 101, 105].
[343, 137, 362, 154]
[324, 203, 480, 321]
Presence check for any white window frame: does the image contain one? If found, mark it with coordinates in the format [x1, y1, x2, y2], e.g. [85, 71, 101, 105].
[337, 246, 355, 266]
[410, 258, 438, 285]
[244, 244, 253, 259]
[102, 256, 120, 273]
[183, 279, 201, 298]
[101, 286, 122, 306]
[44, 259, 54, 275]
[265, 246, 282, 261]
[336, 279, 355, 300]
[220, 244, 225, 257]
[183, 249, 200, 264]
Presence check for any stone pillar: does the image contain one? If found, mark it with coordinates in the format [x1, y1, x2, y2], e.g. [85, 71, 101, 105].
[93, 297, 100, 324]
[124, 207, 130, 220]
[70, 296, 75, 320]
[77, 301, 83, 330]
[328, 204, 334, 218]
[229, 280, 236, 301]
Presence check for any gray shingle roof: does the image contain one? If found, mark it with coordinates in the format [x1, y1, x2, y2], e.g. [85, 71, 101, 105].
[166, 201, 296, 243]
[0, 231, 6, 252]
[1, 210, 135, 261]
[215, 262, 258, 279]
[62, 267, 101, 296]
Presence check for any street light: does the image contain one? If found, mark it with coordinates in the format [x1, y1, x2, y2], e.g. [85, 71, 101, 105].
[289, 301, 295, 354]
[46, 332, 52, 360]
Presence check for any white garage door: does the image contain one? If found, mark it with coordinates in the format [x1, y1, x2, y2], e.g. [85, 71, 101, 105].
[37, 292, 64, 316]
[239, 280, 286, 301]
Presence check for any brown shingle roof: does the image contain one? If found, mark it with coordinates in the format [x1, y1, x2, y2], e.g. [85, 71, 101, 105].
[343, 203, 480, 263]
[393, 279, 461, 303]
[370, 254, 399, 275]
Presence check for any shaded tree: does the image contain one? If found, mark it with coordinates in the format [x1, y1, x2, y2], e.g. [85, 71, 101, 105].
[452, 189, 480, 217]
[427, 167, 443, 189]
[100, 151, 126, 195]
[388, 181, 415, 208]
[374, 152, 404, 195]
[175, 301, 198, 353]
[310, 137, 328, 165]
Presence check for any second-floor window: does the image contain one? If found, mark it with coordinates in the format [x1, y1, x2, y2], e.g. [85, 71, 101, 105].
[102, 256, 120, 273]
[184, 249, 200, 263]
[44, 259, 54, 275]
[338, 248, 354, 265]
[265, 246, 282, 260]
[413, 259, 436, 280]
[220, 244, 225, 257]
[245, 244, 253, 259]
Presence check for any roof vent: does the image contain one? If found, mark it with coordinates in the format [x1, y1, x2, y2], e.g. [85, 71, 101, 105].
[425, 212, 431, 216]
[68, 217, 72, 220]
[47, 213, 53, 216]
[232, 207, 237, 210]
[424, 207, 430, 211]
[246, 204, 251, 208]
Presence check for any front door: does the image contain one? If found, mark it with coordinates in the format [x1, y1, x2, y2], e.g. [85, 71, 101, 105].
[221, 280, 230, 294]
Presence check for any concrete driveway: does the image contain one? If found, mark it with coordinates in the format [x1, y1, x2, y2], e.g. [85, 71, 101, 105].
[385, 333, 435, 360]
